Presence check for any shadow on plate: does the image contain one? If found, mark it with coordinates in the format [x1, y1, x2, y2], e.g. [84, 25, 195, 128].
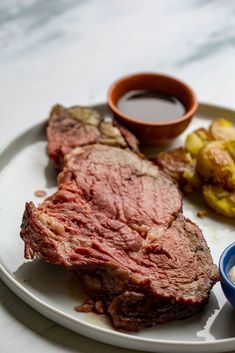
[14, 259, 85, 302]
[0, 121, 47, 172]
[1, 278, 138, 353]
[209, 301, 235, 339]
[44, 160, 58, 188]
[13, 259, 220, 342]
[183, 192, 235, 228]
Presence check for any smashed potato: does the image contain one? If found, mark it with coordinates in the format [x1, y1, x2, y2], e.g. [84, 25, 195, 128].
[153, 117, 235, 218]
[225, 140, 235, 160]
[210, 118, 235, 141]
[196, 141, 235, 188]
[203, 184, 235, 218]
[183, 159, 202, 191]
[185, 128, 212, 157]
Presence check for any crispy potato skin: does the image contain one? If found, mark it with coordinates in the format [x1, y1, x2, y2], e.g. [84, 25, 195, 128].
[153, 118, 235, 218]
[225, 140, 235, 160]
[210, 118, 235, 141]
[203, 184, 235, 218]
[185, 128, 212, 157]
[183, 160, 202, 191]
[196, 141, 235, 188]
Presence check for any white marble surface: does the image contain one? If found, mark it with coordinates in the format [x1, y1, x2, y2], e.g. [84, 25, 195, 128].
[1, 0, 235, 352]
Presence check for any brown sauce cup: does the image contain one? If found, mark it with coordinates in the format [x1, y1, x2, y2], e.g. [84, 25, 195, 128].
[108, 72, 198, 146]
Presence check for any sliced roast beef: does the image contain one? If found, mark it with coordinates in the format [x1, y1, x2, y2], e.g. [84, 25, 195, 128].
[21, 144, 219, 331]
[152, 147, 192, 185]
[47, 105, 139, 169]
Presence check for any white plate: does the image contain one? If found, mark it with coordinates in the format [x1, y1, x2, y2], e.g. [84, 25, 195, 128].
[1, 103, 235, 353]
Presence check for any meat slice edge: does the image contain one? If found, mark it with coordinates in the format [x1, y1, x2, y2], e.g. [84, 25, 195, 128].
[21, 200, 218, 331]
[21, 106, 219, 331]
[20, 145, 218, 330]
[47, 105, 139, 169]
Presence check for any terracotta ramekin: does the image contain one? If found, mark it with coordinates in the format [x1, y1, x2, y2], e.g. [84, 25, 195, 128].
[107, 72, 198, 146]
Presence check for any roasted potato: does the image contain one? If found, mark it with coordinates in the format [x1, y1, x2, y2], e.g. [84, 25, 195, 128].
[225, 140, 235, 161]
[183, 159, 202, 191]
[209, 118, 235, 141]
[185, 128, 212, 157]
[203, 184, 235, 218]
[196, 141, 235, 188]
[153, 117, 235, 218]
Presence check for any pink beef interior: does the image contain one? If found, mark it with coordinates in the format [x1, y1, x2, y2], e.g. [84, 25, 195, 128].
[20, 106, 219, 331]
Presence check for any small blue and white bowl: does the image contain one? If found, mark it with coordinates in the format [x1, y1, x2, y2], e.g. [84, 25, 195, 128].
[219, 242, 235, 308]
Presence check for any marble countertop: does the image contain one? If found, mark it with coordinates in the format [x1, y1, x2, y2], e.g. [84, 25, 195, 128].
[1, 1, 235, 352]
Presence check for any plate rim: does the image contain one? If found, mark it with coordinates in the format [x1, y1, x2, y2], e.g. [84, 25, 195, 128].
[1, 259, 235, 352]
[1, 101, 235, 352]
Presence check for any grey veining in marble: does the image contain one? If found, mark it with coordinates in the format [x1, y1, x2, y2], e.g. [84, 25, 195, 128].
[0, 0, 235, 145]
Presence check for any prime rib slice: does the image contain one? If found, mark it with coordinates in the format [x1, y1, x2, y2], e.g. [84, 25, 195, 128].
[47, 104, 139, 169]
[21, 142, 219, 331]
